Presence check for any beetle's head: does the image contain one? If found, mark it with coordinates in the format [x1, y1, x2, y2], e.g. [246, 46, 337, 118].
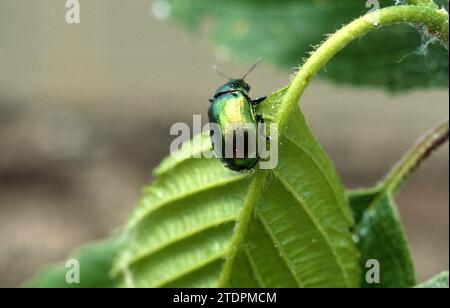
[214, 79, 251, 97]
[212, 58, 261, 97]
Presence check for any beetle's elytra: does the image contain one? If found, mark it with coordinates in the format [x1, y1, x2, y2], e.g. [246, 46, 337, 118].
[208, 60, 267, 172]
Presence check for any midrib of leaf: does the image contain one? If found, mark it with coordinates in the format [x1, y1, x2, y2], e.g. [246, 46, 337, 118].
[218, 171, 267, 287]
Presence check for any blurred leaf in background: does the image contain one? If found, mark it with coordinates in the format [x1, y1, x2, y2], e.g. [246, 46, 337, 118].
[158, 0, 449, 91]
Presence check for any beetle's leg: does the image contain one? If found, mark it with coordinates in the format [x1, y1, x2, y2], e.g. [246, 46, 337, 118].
[252, 96, 267, 106]
[256, 114, 271, 142]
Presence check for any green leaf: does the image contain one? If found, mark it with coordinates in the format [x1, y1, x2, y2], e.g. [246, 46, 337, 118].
[416, 272, 449, 288]
[349, 119, 449, 288]
[160, 0, 449, 91]
[113, 88, 360, 288]
[25, 237, 121, 288]
[349, 188, 416, 288]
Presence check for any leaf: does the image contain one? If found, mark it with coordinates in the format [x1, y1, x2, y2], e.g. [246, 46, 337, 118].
[349, 119, 449, 288]
[159, 0, 449, 91]
[25, 237, 121, 288]
[349, 188, 416, 288]
[416, 272, 449, 288]
[113, 88, 360, 288]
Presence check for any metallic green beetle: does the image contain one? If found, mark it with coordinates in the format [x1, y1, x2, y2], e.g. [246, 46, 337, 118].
[208, 61, 266, 172]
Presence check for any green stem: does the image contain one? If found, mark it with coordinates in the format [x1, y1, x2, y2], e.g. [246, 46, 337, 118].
[275, 5, 449, 128]
[383, 118, 449, 194]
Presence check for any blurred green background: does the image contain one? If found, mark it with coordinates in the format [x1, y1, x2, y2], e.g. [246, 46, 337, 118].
[0, 0, 448, 287]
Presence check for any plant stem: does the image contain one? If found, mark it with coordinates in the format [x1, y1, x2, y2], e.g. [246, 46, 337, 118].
[383, 118, 449, 193]
[275, 5, 449, 128]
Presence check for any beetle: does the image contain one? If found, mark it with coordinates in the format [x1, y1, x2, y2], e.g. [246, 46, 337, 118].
[208, 60, 267, 172]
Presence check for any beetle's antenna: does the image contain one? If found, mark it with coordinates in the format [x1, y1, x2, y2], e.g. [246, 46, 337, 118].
[213, 65, 233, 80]
[242, 58, 262, 79]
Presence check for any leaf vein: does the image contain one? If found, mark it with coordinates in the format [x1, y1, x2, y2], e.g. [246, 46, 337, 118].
[130, 175, 247, 227]
[243, 247, 265, 287]
[256, 212, 304, 288]
[123, 219, 237, 268]
[272, 170, 351, 287]
[154, 253, 225, 288]
[284, 134, 349, 223]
